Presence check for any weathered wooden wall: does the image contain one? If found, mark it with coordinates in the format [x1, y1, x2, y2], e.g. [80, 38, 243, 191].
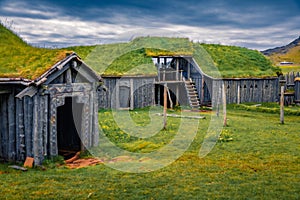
[192, 77, 279, 105]
[98, 77, 155, 109]
[281, 72, 300, 105]
[223, 78, 279, 103]
[0, 86, 29, 162]
[0, 62, 100, 165]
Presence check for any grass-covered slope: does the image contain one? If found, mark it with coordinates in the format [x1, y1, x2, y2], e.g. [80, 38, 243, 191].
[66, 37, 193, 76]
[268, 45, 300, 74]
[200, 44, 280, 78]
[0, 22, 280, 79]
[262, 36, 300, 74]
[70, 37, 279, 78]
[0, 23, 70, 80]
[268, 45, 300, 65]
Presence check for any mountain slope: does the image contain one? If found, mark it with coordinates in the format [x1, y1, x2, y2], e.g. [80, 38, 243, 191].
[262, 36, 300, 66]
[262, 36, 300, 56]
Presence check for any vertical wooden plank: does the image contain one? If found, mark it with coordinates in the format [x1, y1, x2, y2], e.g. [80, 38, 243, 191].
[157, 84, 161, 106]
[32, 95, 40, 164]
[24, 96, 33, 157]
[93, 89, 99, 147]
[65, 69, 72, 84]
[49, 97, 57, 156]
[88, 93, 93, 147]
[280, 86, 284, 124]
[0, 95, 3, 158]
[237, 82, 240, 104]
[41, 95, 48, 157]
[116, 79, 120, 109]
[130, 78, 134, 110]
[37, 95, 43, 163]
[222, 83, 227, 127]
[201, 75, 205, 104]
[187, 61, 191, 79]
[0, 95, 8, 159]
[163, 84, 167, 129]
[152, 78, 155, 106]
[15, 98, 25, 161]
[8, 93, 16, 161]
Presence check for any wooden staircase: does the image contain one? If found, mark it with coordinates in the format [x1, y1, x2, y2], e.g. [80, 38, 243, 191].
[184, 78, 200, 109]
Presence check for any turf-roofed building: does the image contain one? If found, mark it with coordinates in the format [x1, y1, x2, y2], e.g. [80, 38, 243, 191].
[0, 24, 281, 164]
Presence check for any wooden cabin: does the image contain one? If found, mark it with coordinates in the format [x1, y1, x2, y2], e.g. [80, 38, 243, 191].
[153, 56, 279, 107]
[0, 53, 101, 165]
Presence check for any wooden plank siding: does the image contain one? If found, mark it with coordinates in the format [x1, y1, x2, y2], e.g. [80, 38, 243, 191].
[98, 77, 156, 109]
[0, 56, 100, 165]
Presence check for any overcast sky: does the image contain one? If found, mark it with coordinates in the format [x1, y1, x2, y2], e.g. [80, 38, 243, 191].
[0, 0, 299, 50]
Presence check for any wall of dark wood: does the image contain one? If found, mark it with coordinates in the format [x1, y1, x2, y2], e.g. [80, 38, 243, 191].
[191, 77, 279, 105]
[98, 77, 156, 109]
[0, 65, 99, 164]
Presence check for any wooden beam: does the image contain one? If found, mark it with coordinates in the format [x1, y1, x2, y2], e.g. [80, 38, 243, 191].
[0, 90, 11, 94]
[8, 93, 16, 161]
[130, 79, 134, 110]
[176, 58, 179, 81]
[163, 84, 167, 129]
[280, 86, 284, 124]
[237, 83, 240, 104]
[222, 83, 227, 127]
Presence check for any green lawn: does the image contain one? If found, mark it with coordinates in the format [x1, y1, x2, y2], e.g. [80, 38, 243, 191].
[279, 65, 300, 74]
[0, 107, 299, 199]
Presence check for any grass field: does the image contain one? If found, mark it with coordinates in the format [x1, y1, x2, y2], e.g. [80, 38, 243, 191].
[279, 65, 300, 74]
[0, 107, 299, 199]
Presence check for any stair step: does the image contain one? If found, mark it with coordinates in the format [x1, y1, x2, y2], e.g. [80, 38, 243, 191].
[184, 80, 200, 109]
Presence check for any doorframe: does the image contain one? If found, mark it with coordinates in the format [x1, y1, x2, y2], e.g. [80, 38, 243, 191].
[47, 83, 92, 156]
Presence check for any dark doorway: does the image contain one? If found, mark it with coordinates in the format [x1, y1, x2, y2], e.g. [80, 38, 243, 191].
[57, 97, 83, 159]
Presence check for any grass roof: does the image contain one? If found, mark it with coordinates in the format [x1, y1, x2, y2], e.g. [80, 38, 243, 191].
[0, 23, 70, 80]
[65, 37, 193, 76]
[199, 44, 281, 78]
[0, 23, 280, 79]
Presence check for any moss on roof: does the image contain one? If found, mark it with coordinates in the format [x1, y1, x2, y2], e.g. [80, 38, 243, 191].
[1, 23, 280, 79]
[198, 44, 281, 78]
[0, 23, 71, 80]
[66, 37, 193, 76]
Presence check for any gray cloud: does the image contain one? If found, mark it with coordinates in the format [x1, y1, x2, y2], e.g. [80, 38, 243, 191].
[0, 0, 299, 50]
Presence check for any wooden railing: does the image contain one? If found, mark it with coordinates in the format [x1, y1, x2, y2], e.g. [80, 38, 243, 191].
[157, 69, 184, 82]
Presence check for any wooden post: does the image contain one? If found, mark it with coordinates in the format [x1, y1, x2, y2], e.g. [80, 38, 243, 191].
[176, 84, 179, 106]
[116, 80, 120, 109]
[176, 58, 179, 81]
[201, 76, 205, 105]
[237, 83, 240, 104]
[130, 79, 134, 110]
[167, 87, 173, 109]
[280, 86, 284, 124]
[222, 83, 227, 127]
[163, 84, 167, 129]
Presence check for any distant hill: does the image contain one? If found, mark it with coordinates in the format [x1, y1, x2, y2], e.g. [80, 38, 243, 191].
[261, 36, 300, 66]
[262, 36, 300, 56]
